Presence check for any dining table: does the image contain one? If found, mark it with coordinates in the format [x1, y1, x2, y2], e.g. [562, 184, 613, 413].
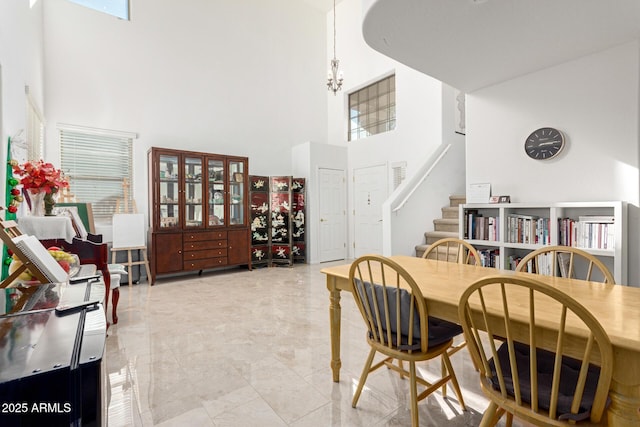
[321, 255, 640, 427]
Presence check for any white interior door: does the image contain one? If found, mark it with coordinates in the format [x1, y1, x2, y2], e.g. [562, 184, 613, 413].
[354, 164, 387, 258]
[318, 168, 346, 262]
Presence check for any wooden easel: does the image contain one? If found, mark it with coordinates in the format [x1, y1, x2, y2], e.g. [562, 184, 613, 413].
[0, 220, 50, 287]
[58, 176, 76, 203]
[115, 178, 138, 213]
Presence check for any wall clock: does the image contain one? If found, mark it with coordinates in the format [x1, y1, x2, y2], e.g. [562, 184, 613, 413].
[524, 127, 565, 160]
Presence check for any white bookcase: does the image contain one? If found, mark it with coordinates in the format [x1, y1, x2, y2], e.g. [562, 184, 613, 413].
[459, 201, 627, 284]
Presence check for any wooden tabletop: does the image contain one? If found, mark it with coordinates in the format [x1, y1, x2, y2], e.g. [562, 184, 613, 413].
[321, 255, 640, 352]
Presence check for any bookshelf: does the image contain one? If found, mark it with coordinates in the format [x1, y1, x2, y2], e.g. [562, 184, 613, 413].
[459, 201, 627, 284]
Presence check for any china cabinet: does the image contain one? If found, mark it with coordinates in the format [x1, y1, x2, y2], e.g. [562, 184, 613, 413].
[148, 147, 250, 283]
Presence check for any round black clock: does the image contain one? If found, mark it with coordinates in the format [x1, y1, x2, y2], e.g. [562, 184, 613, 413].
[524, 127, 565, 160]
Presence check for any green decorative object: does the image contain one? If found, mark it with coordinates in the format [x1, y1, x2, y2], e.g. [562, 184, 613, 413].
[44, 190, 57, 216]
[2, 138, 18, 280]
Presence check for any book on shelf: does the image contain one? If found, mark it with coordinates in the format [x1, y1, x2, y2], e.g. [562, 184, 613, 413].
[477, 248, 500, 268]
[557, 252, 573, 278]
[464, 210, 499, 241]
[558, 217, 615, 250]
[578, 215, 615, 223]
[506, 214, 549, 244]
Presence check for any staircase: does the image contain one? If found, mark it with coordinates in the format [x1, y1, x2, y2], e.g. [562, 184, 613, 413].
[414, 195, 465, 257]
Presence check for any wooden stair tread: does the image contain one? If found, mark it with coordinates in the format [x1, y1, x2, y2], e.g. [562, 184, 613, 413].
[433, 218, 459, 224]
[415, 195, 466, 257]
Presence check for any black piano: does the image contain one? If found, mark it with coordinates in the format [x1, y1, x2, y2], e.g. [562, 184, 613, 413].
[0, 279, 107, 426]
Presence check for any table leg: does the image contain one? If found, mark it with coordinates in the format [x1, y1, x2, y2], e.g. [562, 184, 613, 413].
[608, 348, 640, 426]
[327, 276, 342, 382]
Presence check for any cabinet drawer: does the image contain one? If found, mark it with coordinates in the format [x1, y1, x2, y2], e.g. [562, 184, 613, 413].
[184, 231, 227, 242]
[184, 240, 228, 251]
[184, 257, 227, 270]
[184, 248, 227, 260]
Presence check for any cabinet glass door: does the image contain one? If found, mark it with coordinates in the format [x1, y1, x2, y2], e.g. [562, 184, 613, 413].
[228, 160, 245, 225]
[184, 156, 203, 228]
[159, 154, 179, 228]
[208, 159, 225, 226]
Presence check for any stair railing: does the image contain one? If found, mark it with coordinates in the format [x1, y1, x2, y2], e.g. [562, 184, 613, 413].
[391, 144, 452, 213]
[382, 139, 465, 256]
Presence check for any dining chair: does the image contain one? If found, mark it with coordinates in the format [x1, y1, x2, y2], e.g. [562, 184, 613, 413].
[421, 237, 481, 265]
[458, 275, 613, 426]
[515, 245, 614, 284]
[349, 255, 466, 427]
[422, 237, 481, 387]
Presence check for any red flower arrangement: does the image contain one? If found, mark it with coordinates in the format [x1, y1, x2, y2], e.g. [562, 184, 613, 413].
[12, 160, 69, 194]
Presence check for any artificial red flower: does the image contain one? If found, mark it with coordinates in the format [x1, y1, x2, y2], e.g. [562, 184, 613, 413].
[12, 160, 69, 194]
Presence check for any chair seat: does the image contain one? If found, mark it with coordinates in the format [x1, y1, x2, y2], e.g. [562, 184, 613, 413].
[489, 341, 603, 421]
[369, 317, 461, 351]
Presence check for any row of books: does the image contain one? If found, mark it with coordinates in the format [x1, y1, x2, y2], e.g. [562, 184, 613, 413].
[463, 210, 499, 241]
[558, 216, 615, 250]
[476, 249, 500, 268]
[507, 252, 573, 277]
[506, 214, 550, 245]
[463, 211, 615, 251]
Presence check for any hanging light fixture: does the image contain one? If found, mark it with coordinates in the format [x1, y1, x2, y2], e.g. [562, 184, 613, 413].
[327, 0, 343, 95]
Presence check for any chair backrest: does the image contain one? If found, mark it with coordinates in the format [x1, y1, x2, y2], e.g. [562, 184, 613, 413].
[458, 275, 613, 425]
[422, 237, 480, 265]
[515, 245, 614, 284]
[349, 255, 429, 354]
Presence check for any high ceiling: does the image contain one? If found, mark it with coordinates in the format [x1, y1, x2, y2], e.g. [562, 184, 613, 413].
[362, 0, 640, 92]
[301, 0, 341, 13]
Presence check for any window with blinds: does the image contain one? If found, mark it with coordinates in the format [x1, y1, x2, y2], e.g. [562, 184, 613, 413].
[348, 74, 396, 141]
[59, 125, 135, 221]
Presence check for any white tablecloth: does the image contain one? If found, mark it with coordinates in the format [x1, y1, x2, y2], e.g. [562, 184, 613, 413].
[17, 216, 76, 243]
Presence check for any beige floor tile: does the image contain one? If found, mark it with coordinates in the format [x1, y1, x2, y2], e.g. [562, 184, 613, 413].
[105, 262, 526, 426]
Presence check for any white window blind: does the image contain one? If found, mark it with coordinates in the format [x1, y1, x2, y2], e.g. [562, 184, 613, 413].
[59, 125, 135, 221]
[348, 74, 396, 141]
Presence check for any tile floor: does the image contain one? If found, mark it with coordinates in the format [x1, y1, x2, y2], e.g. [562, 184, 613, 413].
[104, 262, 526, 426]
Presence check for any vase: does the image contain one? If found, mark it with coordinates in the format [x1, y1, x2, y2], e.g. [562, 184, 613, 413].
[44, 191, 57, 216]
[29, 192, 46, 216]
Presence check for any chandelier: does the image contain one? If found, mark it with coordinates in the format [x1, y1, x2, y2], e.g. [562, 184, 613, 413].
[327, 0, 343, 95]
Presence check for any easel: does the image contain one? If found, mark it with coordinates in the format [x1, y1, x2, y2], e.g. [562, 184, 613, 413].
[0, 220, 50, 287]
[58, 176, 76, 203]
[111, 179, 150, 286]
[115, 178, 138, 213]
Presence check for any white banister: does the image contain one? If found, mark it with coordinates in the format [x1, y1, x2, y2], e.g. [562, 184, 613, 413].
[392, 144, 451, 213]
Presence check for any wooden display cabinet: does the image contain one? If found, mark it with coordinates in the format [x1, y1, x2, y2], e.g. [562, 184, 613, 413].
[148, 147, 250, 283]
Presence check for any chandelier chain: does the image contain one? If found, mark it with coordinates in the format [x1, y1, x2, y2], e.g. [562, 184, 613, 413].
[327, 0, 343, 95]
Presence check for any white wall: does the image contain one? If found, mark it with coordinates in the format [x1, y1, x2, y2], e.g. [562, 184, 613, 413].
[330, 0, 453, 258]
[41, 0, 329, 221]
[467, 41, 640, 285]
[292, 141, 347, 263]
[0, 0, 45, 163]
[383, 84, 466, 256]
